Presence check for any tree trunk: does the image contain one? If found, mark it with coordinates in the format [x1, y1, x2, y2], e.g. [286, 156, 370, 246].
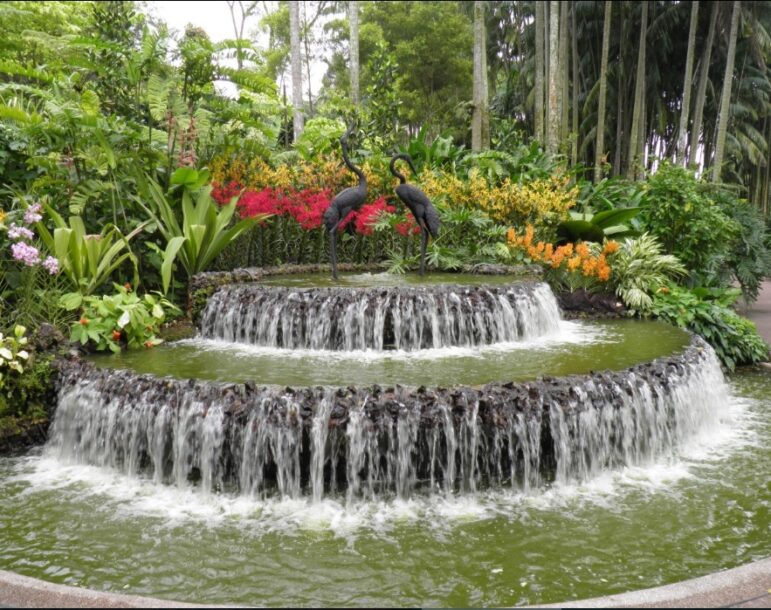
[289, 0, 303, 141]
[676, 1, 699, 165]
[595, 0, 612, 182]
[472, 0, 486, 151]
[712, 0, 741, 182]
[349, 0, 360, 106]
[535, 0, 545, 143]
[626, 1, 648, 180]
[559, 1, 569, 145]
[689, 1, 718, 169]
[547, 0, 560, 153]
[571, 2, 579, 167]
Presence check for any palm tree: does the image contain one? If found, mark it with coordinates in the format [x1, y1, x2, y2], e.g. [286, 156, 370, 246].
[712, 0, 741, 182]
[594, 0, 612, 182]
[627, 1, 648, 180]
[676, 1, 699, 165]
[289, 0, 303, 141]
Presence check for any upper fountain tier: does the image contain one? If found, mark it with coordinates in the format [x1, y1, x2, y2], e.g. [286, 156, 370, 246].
[198, 279, 562, 351]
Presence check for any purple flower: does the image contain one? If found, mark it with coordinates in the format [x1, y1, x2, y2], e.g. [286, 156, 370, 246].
[42, 256, 59, 275]
[23, 203, 43, 225]
[8, 223, 35, 241]
[11, 241, 41, 267]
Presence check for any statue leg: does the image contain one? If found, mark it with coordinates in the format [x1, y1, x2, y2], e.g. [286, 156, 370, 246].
[419, 226, 428, 277]
[329, 227, 338, 280]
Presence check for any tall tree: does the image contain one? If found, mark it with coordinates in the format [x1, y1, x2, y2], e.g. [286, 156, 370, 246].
[472, 0, 489, 150]
[676, 1, 699, 165]
[559, 1, 569, 144]
[349, 0, 360, 106]
[547, 0, 560, 153]
[627, 1, 648, 180]
[571, 2, 578, 166]
[534, 0, 545, 143]
[689, 1, 718, 169]
[712, 0, 741, 182]
[594, 0, 612, 182]
[289, 0, 303, 140]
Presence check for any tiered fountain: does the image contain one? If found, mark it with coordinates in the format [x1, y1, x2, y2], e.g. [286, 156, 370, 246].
[48, 269, 723, 500]
[3, 267, 768, 607]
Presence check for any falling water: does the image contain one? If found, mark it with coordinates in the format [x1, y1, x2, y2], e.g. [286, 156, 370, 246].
[47, 338, 728, 501]
[199, 282, 562, 351]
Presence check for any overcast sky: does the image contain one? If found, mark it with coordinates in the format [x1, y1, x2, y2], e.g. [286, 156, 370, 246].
[144, 1, 326, 95]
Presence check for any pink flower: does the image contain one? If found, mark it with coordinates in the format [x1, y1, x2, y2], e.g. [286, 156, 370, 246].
[8, 223, 35, 241]
[42, 256, 59, 275]
[11, 241, 41, 266]
[23, 203, 42, 225]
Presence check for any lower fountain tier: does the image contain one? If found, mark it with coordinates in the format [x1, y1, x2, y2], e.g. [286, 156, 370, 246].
[50, 336, 726, 500]
[198, 281, 562, 351]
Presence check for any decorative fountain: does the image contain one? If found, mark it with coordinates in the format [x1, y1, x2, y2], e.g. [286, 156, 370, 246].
[46, 271, 723, 499]
[1, 266, 768, 607]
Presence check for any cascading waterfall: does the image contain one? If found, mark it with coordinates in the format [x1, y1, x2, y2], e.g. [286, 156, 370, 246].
[47, 338, 728, 501]
[198, 282, 562, 351]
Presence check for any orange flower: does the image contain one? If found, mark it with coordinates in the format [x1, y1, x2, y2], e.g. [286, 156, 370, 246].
[112, 330, 122, 342]
[603, 240, 620, 255]
[576, 242, 590, 258]
[567, 256, 581, 271]
[79, 317, 89, 326]
[581, 258, 597, 277]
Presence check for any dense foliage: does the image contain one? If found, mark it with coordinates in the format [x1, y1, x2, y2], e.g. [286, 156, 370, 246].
[0, 0, 768, 389]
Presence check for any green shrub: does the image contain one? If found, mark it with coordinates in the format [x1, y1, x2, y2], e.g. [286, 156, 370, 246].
[711, 189, 771, 303]
[0, 325, 53, 419]
[641, 162, 738, 283]
[651, 285, 769, 370]
[61, 284, 180, 353]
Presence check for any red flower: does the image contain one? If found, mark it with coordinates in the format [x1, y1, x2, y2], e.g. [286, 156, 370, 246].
[144, 340, 154, 348]
[353, 197, 396, 236]
[236, 188, 282, 222]
[79, 317, 89, 326]
[395, 212, 421, 237]
[112, 330, 122, 342]
[211, 181, 242, 206]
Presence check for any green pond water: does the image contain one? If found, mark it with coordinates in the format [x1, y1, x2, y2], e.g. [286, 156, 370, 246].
[0, 369, 768, 606]
[88, 319, 690, 387]
[259, 271, 530, 288]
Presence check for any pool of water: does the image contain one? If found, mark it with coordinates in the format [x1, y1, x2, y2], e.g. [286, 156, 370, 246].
[87, 320, 691, 387]
[0, 369, 768, 606]
[259, 271, 529, 288]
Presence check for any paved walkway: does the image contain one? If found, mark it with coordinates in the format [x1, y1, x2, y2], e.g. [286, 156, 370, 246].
[744, 280, 771, 347]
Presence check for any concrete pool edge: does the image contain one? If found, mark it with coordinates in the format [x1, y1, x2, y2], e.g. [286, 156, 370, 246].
[1, 557, 769, 608]
[531, 555, 771, 608]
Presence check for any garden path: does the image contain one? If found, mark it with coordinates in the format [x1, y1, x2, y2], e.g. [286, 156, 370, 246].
[743, 280, 771, 348]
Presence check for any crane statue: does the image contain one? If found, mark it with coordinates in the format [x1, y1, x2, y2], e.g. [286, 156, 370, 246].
[323, 125, 368, 280]
[389, 153, 440, 276]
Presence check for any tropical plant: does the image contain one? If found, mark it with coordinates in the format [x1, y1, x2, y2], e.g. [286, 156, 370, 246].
[556, 207, 640, 244]
[609, 233, 687, 313]
[61, 283, 180, 353]
[35, 205, 143, 295]
[134, 169, 271, 293]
